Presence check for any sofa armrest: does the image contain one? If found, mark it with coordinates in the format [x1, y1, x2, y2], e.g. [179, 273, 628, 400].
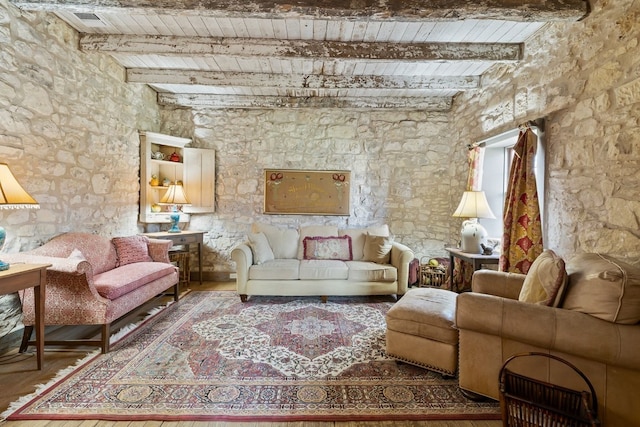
[147, 238, 173, 263]
[2, 253, 93, 277]
[390, 242, 414, 296]
[471, 270, 525, 300]
[456, 292, 640, 370]
[231, 243, 253, 294]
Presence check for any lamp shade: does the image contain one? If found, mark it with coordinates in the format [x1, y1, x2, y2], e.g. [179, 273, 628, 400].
[452, 191, 495, 219]
[0, 163, 39, 209]
[159, 182, 191, 206]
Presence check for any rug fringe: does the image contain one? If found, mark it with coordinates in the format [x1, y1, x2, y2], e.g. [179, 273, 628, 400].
[0, 349, 100, 421]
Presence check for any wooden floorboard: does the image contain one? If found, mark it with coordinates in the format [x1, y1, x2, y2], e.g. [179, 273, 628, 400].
[0, 282, 501, 427]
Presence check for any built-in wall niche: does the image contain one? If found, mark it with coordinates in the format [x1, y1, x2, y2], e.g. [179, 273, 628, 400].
[139, 131, 215, 224]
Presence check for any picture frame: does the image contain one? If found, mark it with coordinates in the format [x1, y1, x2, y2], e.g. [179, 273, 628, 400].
[264, 169, 350, 215]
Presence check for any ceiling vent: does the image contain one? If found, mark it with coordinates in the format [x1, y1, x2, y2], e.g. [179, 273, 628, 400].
[73, 12, 108, 27]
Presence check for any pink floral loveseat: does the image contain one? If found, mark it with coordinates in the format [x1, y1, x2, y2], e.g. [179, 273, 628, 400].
[4, 232, 179, 353]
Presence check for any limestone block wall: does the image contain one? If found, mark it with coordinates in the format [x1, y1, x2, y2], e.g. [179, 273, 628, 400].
[160, 107, 465, 275]
[0, 1, 160, 338]
[451, 0, 640, 263]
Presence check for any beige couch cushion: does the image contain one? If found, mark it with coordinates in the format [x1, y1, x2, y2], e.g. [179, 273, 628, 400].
[252, 223, 299, 259]
[297, 225, 339, 259]
[299, 259, 349, 280]
[563, 253, 640, 324]
[346, 261, 397, 282]
[339, 225, 389, 261]
[363, 233, 393, 264]
[247, 232, 274, 265]
[249, 259, 300, 280]
[519, 249, 567, 307]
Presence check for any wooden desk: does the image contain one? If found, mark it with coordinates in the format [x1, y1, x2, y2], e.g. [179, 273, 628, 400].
[445, 247, 500, 291]
[143, 231, 204, 285]
[0, 263, 50, 369]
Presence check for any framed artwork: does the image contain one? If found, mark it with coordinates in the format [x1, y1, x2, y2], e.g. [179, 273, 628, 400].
[264, 169, 350, 215]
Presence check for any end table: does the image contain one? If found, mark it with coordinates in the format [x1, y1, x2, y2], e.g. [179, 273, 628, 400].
[445, 247, 500, 292]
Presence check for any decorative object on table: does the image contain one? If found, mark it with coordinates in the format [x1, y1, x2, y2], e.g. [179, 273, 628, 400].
[452, 190, 496, 254]
[0, 163, 40, 271]
[480, 243, 493, 255]
[169, 151, 181, 162]
[150, 203, 162, 213]
[152, 151, 164, 160]
[158, 181, 191, 233]
[149, 174, 160, 186]
[162, 177, 171, 187]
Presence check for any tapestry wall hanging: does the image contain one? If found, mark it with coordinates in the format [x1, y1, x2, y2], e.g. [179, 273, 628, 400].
[264, 169, 350, 215]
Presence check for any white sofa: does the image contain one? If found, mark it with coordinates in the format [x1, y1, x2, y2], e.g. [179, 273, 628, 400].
[231, 223, 415, 302]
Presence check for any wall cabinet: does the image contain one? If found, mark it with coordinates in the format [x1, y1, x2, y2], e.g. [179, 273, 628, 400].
[139, 131, 215, 224]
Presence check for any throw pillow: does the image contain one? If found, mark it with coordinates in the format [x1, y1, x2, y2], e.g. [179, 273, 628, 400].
[303, 235, 352, 261]
[339, 224, 390, 261]
[363, 233, 393, 264]
[297, 225, 339, 259]
[562, 253, 640, 324]
[518, 249, 568, 307]
[112, 235, 153, 266]
[248, 232, 275, 265]
[251, 223, 299, 259]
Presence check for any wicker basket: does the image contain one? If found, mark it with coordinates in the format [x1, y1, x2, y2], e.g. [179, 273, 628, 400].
[419, 256, 448, 288]
[499, 352, 600, 427]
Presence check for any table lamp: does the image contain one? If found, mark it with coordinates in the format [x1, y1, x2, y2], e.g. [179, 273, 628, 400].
[0, 163, 40, 270]
[452, 190, 495, 254]
[158, 181, 191, 233]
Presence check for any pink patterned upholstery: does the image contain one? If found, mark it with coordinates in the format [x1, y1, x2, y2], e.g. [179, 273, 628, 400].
[4, 232, 179, 353]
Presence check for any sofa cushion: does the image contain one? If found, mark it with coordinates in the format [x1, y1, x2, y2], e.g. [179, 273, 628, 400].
[363, 233, 393, 264]
[251, 223, 299, 259]
[297, 225, 339, 259]
[248, 232, 274, 265]
[112, 235, 153, 266]
[299, 259, 349, 280]
[94, 262, 176, 300]
[346, 261, 397, 282]
[303, 235, 352, 261]
[562, 253, 640, 324]
[249, 259, 300, 280]
[339, 225, 390, 261]
[519, 249, 568, 307]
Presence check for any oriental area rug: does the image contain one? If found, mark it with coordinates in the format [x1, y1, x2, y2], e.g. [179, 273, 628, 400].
[5, 291, 500, 422]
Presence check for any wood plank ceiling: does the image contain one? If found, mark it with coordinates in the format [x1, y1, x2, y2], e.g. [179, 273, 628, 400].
[11, 1, 590, 110]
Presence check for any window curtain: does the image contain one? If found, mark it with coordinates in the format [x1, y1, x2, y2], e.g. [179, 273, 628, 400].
[453, 145, 485, 291]
[499, 127, 543, 274]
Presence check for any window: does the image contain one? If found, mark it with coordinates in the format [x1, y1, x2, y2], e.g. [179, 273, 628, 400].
[479, 126, 545, 241]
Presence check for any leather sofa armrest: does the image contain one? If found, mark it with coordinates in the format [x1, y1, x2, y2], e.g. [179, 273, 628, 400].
[471, 269, 525, 300]
[456, 292, 640, 370]
[146, 238, 173, 263]
[231, 243, 253, 293]
[390, 242, 414, 296]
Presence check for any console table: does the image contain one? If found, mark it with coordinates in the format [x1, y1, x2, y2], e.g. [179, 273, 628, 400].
[0, 263, 50, 369]
[445, 247, 500, 291]
[143, 231, 204, 285]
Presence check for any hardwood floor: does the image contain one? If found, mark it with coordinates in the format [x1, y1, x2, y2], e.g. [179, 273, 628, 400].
[0, 282, 501, 427]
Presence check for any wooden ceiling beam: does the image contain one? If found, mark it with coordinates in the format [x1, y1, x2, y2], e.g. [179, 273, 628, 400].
[82, 35, 523, 61]
[157, 93, 453, 110]
[128, 69, 480, 90]
[9, 0, 589, 22]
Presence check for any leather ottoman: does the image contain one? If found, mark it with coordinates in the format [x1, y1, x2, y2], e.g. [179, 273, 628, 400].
[385, 287, 459, 376]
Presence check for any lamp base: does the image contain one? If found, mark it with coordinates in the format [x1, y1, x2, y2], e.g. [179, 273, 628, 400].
[0, 260, 9, 271]
[167, 211, 181, 233]
[460, 219, 488, 254]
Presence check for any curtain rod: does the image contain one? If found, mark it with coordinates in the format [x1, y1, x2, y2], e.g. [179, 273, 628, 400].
[469, 118, 545, 149]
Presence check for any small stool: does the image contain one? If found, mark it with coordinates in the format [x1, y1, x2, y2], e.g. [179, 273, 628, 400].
[169, 249, 190, 289]
[385, 287, 459, 376]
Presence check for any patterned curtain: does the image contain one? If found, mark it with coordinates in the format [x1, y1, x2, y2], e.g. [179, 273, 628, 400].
[453, 145, 485, 291]
[499, 128, 543, 274]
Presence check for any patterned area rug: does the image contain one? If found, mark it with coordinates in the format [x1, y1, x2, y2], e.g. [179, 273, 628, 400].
[6, 291, 500, 421]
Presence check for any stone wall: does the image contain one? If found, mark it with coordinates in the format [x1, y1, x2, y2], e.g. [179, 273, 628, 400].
[451, 0, 640, 264]
[0, 0, 160, 338]
[160, 107, 465, 275]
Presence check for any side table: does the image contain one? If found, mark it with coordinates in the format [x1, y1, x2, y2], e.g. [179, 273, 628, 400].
[445, 247, 500, 291]
[143, 231, 204, 285]
[0, 263, 50, 369]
